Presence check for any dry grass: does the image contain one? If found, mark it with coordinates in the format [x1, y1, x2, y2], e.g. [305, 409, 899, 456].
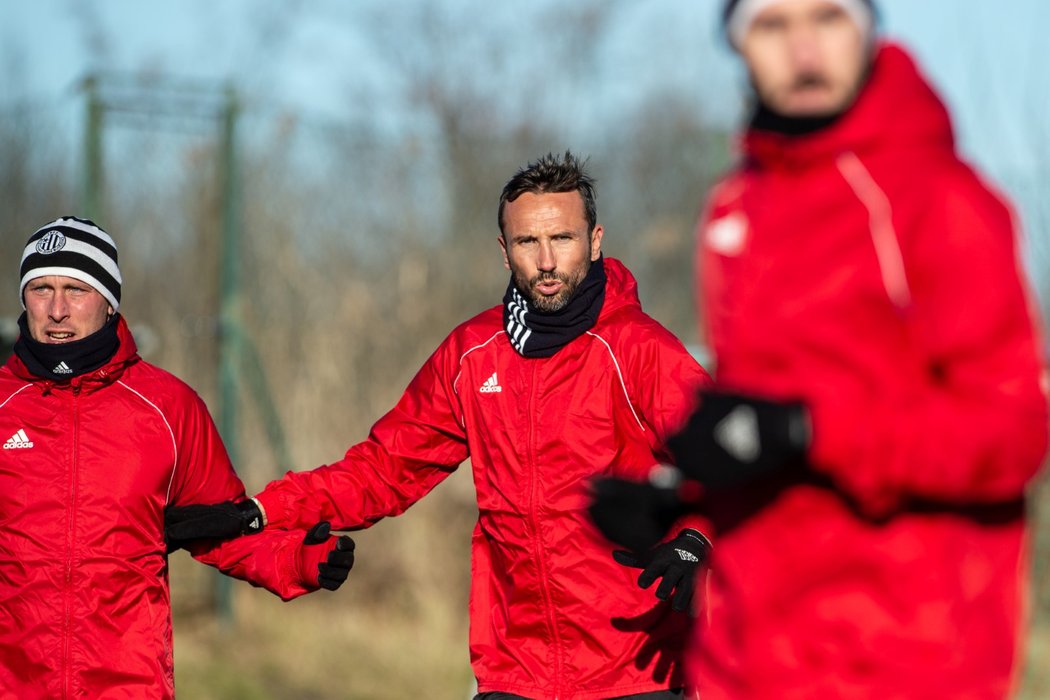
[168, 472, 1050, 699]
[172, 467, 478, 700]
[1021, 623, 1050, 699]
[1020, 474, 1050, 699]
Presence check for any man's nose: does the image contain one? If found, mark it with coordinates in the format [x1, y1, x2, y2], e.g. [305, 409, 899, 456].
[787, 23, 823, 71]
[537, 240, 556, 271]
[48, 294, 69, 321]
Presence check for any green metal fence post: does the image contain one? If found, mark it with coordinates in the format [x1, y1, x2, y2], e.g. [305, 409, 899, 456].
[81, 75, 104, 221]
[78, 74, 293, 628]
[215, 84, 241, 626]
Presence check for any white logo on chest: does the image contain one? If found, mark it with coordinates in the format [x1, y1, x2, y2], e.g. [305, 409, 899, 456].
[705, 213, 749, 256]
[713, 405, 760, 463]
[3, 429, 34, 449]
[479, 372, 502, 394]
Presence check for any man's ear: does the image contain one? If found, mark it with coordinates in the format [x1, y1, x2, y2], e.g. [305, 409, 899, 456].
[590, 224, 605, 261]
[498, 234, 510, 270]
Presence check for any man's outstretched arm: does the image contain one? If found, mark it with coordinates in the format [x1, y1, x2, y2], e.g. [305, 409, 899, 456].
[166, 392, 353, 599]
[167, 337, 469, 541]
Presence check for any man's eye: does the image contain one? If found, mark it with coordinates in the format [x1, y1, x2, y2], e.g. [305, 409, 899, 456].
[753, 17, 787, 33]
[815, 8, 848, 24]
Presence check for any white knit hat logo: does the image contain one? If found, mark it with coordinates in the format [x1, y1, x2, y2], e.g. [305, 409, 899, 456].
[35, 230, 68, 255]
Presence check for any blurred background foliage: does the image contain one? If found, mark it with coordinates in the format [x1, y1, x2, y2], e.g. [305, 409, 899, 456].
[1, 2, 1048, 698]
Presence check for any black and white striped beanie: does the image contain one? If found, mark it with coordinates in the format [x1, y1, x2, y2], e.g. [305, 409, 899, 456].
[723, 0, 876, 47]
[20, 216, 122, 311]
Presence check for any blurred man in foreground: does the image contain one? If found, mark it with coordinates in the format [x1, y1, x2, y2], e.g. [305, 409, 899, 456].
[0, 217, 354, 698]
[592, 1, 1048, 697]
[167, 152, 712, 699]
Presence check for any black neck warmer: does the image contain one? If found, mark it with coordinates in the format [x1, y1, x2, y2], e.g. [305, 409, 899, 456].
[503, 256, 607, 359]
[750, 101, 845, 137]
[14, 312, 122, 382]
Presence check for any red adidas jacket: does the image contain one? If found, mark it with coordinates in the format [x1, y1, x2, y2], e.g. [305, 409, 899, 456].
[0, 317, 320, 699]
[255, 259, 710, 699]
[692, 44, 1048, 698]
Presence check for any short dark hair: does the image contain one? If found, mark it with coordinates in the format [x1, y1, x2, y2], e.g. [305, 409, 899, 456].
[498, 151, 597, 236]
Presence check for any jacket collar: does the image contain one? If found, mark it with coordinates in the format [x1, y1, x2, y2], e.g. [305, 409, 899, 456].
[5, 315, 140, 393]
[742, 42, 955, 171]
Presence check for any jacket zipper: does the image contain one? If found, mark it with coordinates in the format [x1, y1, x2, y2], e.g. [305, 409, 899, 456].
[526, 362, 564, 698]
[62, 384, 81, 699]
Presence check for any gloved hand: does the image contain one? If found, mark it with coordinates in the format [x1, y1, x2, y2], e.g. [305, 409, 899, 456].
[668, 390, 810, 491]
[613, 528, 711, 613]
[589, 467, 699, 553]
[165, 499, 265, 550]
[298, 522, 355, 591]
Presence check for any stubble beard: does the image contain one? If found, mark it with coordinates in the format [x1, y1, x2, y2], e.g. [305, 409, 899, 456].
[515, 262, 589, 313]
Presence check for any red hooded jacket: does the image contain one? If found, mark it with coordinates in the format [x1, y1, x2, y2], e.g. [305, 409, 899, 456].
[692, 44, 1049, 698]
[0, 317, 321, 699]
[255, 258, 710, 699]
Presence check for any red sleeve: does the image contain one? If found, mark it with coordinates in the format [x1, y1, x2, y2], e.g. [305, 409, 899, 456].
[254, 338, 468, 531]
[628, 319, 712, 453]
[624, 318, 715, 539]
[168, 390, 317, 600]
[809, 176, 1049, 513]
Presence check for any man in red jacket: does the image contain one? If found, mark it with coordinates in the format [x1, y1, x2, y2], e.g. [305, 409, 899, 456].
[0, 216, 354, 699]
[166, 152, 712, 699]
[594, 1, 1049, 697]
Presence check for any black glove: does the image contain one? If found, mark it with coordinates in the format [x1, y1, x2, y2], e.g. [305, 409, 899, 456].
[165, 499, 265, 550]
[613, 528, 711, 613]
[588, 469, 691, 554]
[300, 522, 356, 591]
[667, 390, 810, 491]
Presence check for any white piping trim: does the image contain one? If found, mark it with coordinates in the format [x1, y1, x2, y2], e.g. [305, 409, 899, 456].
[0, 383, 34, 410]
[585, 331, 646, 433]
[836, 151, 912, 310]
[117, 380, 179, 503]
[452, 330, 505, 396]
[451, 330, 505, 429]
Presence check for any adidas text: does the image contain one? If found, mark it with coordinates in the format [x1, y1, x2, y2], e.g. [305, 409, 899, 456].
[479, 373, 502, 394]
[4, 429, 34, 449]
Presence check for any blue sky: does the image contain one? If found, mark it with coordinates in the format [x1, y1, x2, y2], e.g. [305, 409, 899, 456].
[5, 0, 1049, 286]
[5, 0, 1045, 174]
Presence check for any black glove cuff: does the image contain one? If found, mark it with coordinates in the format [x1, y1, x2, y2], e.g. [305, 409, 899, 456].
[676, 528, 712, 563]
[236, 499, 265, 535]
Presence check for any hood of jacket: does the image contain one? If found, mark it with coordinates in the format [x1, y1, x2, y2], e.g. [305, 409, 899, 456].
[595, 256, 641, 322]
